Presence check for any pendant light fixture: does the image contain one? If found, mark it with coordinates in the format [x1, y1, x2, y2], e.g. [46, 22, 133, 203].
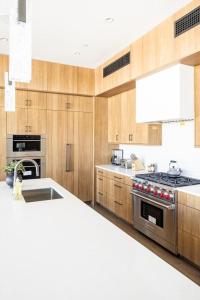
[9, 0, 32, 83]
[4, 72, 16, 112]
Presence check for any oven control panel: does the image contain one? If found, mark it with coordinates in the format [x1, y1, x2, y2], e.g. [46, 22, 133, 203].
[132, 179, 175, 203]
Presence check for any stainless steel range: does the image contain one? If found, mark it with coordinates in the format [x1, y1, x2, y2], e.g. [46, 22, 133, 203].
[131, 172, 200, 254]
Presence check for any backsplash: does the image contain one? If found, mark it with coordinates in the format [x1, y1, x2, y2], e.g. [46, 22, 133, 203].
[120, 120, 200, 178]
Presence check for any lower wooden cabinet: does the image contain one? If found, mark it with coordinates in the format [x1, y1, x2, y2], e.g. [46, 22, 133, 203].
[178, 191, 200, 267]
[0, 139, 6, 181]
[96, 168, 133, 224]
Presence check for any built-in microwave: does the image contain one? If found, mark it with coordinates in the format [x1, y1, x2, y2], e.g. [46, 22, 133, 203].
[6, 135, 46, 158]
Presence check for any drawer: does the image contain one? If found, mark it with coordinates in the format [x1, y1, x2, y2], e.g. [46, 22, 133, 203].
[96, 176, 105, 193]
[113, 182, 126, 204]
[112, 173, 125, 183]
[96, 168, 105, 177]
[96, 190, 105, 205]
[178, 191, 200, 211]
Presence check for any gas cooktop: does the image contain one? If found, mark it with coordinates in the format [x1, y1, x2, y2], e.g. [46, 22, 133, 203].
[135, 172, 200, 188]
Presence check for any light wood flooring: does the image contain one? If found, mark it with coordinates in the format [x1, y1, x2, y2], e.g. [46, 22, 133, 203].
[92, 203, 200, 286]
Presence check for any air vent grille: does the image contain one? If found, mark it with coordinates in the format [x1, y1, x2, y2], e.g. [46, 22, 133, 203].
[103, 52, 130, 77]
[175, 6, 200, 37]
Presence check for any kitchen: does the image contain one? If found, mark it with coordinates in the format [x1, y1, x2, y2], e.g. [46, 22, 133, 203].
[0, 0, 200, 299]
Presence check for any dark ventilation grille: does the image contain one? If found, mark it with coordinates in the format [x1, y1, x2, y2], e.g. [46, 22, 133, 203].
[175, 6, 200, 37]
[103, 52, 130, 77]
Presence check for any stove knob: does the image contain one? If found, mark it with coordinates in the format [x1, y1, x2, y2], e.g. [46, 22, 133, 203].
[153, 189, 158, 196]
[146, 186, 151, 193]
[163, 192, 170, 200]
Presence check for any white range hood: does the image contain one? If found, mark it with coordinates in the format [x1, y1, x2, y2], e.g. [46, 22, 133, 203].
[136, 64, 194, 123]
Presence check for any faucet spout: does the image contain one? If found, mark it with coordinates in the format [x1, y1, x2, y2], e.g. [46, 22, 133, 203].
[14, 158, 39, 184]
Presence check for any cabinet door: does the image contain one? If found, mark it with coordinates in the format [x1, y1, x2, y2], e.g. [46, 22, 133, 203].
[16, 90, 28, 109]
[142, 29, 157, 75]
[27, 109, 47, 134]
[77, 67, 94, 96]
[0, 89, 4, 107]
[27, 91, 47, 109]
[47, 62, 77, 94]
[0, 108, 6, 139]
[16, 60, 48, 91]
[0, 55, 8, 88]
[195, 65, 200, 147]
[46, 110, 68, 186]
[120, 90, 135, 143]
[7, 108, 28, 134]
[78, 112, 93, 201]
[62, 95, 80, 112]
[79, 96, 93, 113]
[47, 93, 65, 111]
[108, 94, 121, 143]
[0, 139, 6, 181]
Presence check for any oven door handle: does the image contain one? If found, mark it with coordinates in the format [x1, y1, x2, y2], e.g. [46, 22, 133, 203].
[131, 191, 176, 210]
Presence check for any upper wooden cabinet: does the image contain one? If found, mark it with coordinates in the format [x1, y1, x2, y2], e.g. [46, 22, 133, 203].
[0, 89, 4, 107]
[195, 65, 200, 147]
[108, 94, 121, 143]
[77, 67, 94, 96]
[95, 46, 131, 95]
[16, 60, 48, 91]
[15, 90, 47, 109]
[130, 38, 143, 79]
[47, 62, 78, 94]
[0, 55, 8, 88]
[174, 0, 200, 61]
[0, 107, 6, 139]
[108, 89, 162, 145]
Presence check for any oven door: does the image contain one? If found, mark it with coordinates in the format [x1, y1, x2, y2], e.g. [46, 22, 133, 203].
[132, 190, 177, 253]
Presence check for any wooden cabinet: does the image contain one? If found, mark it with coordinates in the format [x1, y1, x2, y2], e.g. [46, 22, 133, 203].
[178, 191, 200, 267]
[77, 67, 94, 96]
[16, 60, 48, 91]
[95, 46, 131, 95]
[130, 38, 143, 79]
[0, 139, 6, 181]
[47, 62, 77, 94]
[0, 107, 6, 139]
[77, 112, 93, 202]
[108, 89, 162, 145]
[96, 168, 133, 223]
[108, 94, 121, 143]
[0, 55, 8, 88]
[0, 89, 4, 107]
[7, 91, 47, 134]
[195, 65, 200, 147]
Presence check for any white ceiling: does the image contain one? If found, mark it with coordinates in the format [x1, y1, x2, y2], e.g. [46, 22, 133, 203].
[0, 0, 192, 68]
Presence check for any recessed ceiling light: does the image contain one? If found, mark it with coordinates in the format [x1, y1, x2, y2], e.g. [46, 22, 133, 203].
[105, 17, 114, 23]
[74, 51, 80, 56]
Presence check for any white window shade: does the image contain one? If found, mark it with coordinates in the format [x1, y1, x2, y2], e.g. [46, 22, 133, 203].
[5, 72, 16, 112]
[9, 0, 32, 83]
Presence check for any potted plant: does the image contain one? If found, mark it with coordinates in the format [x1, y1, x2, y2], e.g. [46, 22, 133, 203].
[4, 161, 25, 188]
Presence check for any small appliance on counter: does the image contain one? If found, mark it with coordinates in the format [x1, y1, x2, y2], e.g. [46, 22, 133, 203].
[111, 149, 123, 165]
[120, 158, 132, 169]
[146, 163, 157, 173]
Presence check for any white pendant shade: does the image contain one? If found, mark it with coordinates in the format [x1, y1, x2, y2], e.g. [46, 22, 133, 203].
[9, 0, 32, 83]
[4, 72, 16, 112]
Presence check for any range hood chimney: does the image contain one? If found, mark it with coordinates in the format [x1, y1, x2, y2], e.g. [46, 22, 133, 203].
[136, 64, 194, 123]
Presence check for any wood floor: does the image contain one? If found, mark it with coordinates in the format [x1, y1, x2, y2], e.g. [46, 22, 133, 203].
[93, 203, 200, 286]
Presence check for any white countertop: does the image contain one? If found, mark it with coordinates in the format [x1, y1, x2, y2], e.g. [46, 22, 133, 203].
[96, 164, 145, 178]
[177, 185, 200, 197]
[0, 178, 199, 300]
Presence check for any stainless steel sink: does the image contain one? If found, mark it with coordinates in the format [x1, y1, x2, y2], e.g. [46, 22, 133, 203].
[22, 188, 63, 202]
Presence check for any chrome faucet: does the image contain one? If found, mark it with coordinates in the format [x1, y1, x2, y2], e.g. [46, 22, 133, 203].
[14, 159, 39, 185]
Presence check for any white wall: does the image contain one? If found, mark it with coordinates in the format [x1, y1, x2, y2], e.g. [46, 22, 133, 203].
[119, 120, 200, 178]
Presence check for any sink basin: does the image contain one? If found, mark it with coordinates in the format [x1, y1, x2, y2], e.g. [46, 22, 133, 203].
[22, 188, 63, 203]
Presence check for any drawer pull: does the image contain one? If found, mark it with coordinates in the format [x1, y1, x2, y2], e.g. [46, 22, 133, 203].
[98, 192, 103, 196]
[114, 184, 122, 189]
[114, 176, 122, 180]
[114, 200, 122, 206]
[98, 170, 103, 174]
[98, 178, 103, 181]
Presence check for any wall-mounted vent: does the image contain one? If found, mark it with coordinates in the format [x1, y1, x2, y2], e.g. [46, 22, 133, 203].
[103, 52, 130, 77]
[175, 6, 200, 37]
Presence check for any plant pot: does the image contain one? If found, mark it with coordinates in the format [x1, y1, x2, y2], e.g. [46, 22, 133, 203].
[6, 172, 14, 188]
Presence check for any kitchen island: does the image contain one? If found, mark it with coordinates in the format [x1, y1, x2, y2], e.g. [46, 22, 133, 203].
[0, 178, 199, 300]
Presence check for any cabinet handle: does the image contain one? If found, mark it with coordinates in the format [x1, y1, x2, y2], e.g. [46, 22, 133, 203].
[114, 184, 122, 189]
[114, 200, 122, 206]
[28, 126, 32, 132]
[129, 134, 133, 141]
[114, 176, 122, 180]
[98, 192, 103, 196]
[98, 170, 103, 174]
[28, 99, 32, 106]
[66, 144, 74, 172]
[116, 134, 119, 141]
[65, 102, 71, 109]
[98, 178, 103, 181]
[25, 125, 28, 132]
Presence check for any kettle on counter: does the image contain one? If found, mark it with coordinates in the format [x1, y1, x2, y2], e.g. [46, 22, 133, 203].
[167, 160, 182, 177]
